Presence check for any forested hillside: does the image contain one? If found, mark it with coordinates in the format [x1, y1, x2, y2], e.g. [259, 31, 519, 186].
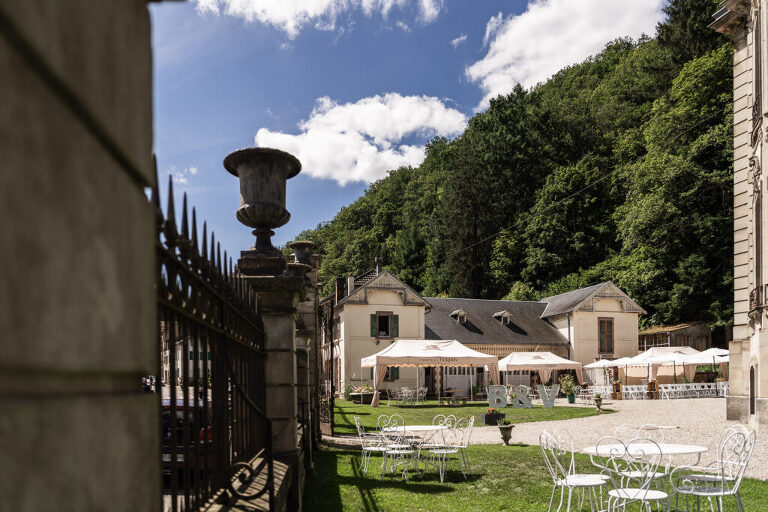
[294, 0, 734, 328]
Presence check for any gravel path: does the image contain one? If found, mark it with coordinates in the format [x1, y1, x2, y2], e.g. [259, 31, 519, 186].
[467, 398, 768, 480]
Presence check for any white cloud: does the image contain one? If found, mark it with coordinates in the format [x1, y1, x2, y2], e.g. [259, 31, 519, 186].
[482, 12, 503, 47]
[418, 0, 444, 23]
[450, 33, 467, 49]
[396, 20, 411, 32]
[194, 0, 443, 38]
[169, 166, 199, 184]
[466, 0, 665, 111]
[255, 93, 467, 185]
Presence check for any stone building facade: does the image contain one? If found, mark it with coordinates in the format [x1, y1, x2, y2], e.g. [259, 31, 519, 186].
[321, 265, 644, 394]
[713, 0, 768, 426]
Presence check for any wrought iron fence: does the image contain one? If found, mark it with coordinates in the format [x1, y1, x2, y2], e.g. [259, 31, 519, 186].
[318, 298, 336, 435]
[154, 173, 273, 512]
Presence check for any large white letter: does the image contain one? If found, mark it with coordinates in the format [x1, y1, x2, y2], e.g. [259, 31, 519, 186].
[488, 385, 507, 408]
[511, 385, 532, 408]
[537, 384, 560, 408]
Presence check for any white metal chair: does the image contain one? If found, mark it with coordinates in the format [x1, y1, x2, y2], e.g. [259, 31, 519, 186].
[384, 387, 395, 406]
[378, 414, 417, 481]
[670, 425, 755, 512]
[592, 437, 668, 511]
[354, 416, 387, 475]
[540, 430, 608, 512]
[426, 417, 470, 483]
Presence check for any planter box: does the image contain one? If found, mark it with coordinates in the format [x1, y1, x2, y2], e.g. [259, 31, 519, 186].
[349, 392, 374, 404]
[482, 412, 505, 425]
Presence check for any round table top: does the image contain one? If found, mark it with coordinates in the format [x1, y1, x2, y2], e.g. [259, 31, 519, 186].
[382, 424, 447, 432]
[582, 443, 707, 457]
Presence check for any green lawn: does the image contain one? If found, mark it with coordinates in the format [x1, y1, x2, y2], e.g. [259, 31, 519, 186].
[334, 399, 610, 435]
[305, 444, 768, 511]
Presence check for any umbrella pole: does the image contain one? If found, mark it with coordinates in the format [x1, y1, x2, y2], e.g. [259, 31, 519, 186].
[673, 361, 677, 384]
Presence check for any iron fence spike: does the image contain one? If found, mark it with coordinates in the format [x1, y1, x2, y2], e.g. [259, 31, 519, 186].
[165, 174, 178, 240]
[191, 208, 199, 255]
[151, 154, 163, 226]
[202, 222, 208, 261]
[181, 193, 189, 240]
[217, 242, 222, 274]
[210, 232, 216, 265]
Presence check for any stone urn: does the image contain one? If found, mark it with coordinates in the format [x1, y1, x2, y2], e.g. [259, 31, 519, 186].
[290, 240, 316, 268]
[594, 396, 603, 410]
[224, 148, 301, 275]
[498, 424, 515, 445]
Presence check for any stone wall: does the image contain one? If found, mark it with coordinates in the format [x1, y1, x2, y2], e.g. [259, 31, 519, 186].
[0, 1, 157, 509]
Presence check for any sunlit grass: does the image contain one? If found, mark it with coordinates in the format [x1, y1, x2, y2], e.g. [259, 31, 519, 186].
[334, 398, 609, 435]
[305, 444, 767, 511]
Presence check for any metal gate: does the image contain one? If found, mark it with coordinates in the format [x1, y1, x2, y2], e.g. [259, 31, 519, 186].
[318, 294, 336, 435]
[154, 174, 273, 511]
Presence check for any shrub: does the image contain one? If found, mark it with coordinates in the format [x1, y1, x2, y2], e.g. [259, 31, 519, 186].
[559, 374, 576, 396]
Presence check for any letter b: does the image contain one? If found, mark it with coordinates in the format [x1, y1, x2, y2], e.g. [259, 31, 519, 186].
[488, 385, 507, 408]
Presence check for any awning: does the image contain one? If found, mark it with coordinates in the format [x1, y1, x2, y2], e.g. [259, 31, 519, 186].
[497, 351, 583, 384]
[360, 339, 499, 405]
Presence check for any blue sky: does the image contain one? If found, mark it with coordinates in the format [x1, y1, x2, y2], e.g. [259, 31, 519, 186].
[150, 0, 665, 261]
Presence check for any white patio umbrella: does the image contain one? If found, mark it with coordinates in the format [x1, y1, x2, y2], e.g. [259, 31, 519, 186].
[665, 348, 730, 380]
[583, 357, 632, 368]
[584, 357, 631, 385]
[497, 352, 583, 384]
[625, 347, 700, 383]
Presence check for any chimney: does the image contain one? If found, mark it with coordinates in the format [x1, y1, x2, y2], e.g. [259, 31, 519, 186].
[347, 274, 356, 295]
[375, 257, 382, 275]
[335, 276, 346, 304]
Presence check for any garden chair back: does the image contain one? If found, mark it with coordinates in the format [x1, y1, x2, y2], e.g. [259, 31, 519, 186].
[717, 425, 756, 487]
[593, 436, 664, 508]
[670, 425, 755, 511]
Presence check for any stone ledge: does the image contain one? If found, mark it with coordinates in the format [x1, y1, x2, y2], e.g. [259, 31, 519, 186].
[203, 457, 291, 512]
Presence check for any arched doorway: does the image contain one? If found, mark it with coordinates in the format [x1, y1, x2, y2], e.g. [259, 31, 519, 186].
[750, 366, 756, 415]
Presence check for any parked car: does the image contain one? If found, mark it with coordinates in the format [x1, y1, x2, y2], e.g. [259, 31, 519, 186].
[162, 399, 213, 476]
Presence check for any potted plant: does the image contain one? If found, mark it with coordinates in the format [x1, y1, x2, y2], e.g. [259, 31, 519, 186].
[482, 407, 505, 426]
[594, 393, 603, 410]
[497, 417, 515, 445]
[559, 374, 576, 404]
[349, 384, 374, 404]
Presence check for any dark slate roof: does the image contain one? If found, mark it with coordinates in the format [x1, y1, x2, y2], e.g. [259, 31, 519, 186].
[425, 298, 567, 346]
[353, 269, 378, 288]
[539, 282, 607, 318]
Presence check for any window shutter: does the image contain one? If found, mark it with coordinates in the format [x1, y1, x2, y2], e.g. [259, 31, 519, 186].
[392, 314, 399, 337]
[370, 368, 373, 380]
[393, 367, 399, 380]
[370, 314, 377, 337]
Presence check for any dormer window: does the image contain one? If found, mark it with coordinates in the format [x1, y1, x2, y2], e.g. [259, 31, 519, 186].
[493, 310, 514, 325]
[450, 309, 467, 324]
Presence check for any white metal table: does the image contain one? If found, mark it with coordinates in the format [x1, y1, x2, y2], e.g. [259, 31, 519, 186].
[382, 424, 447, 433]
[583, 442, 708, 464]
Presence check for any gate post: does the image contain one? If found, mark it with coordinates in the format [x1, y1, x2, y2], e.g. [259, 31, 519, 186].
[225, 146, 307, 509]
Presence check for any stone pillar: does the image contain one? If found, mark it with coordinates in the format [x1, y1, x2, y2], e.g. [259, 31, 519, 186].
[0, 2, 157, 511]
[244, 273, 305, 455]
